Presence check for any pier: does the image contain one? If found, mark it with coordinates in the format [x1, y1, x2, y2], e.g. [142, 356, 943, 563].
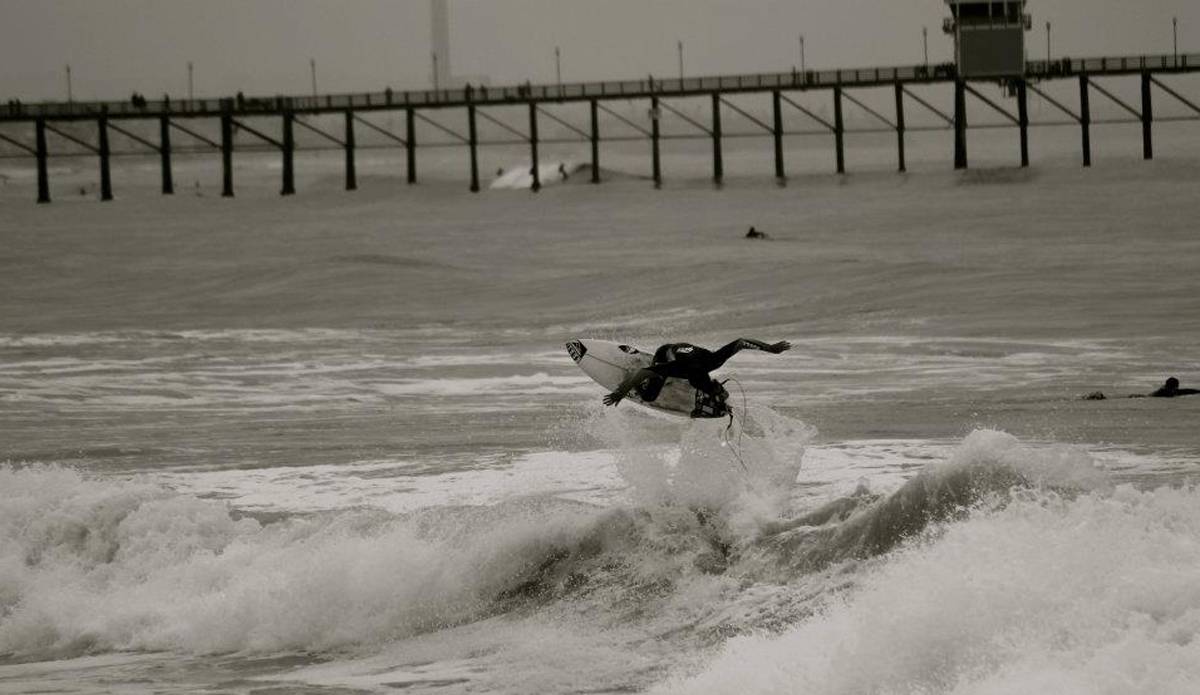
[2, 53, 1198, 202]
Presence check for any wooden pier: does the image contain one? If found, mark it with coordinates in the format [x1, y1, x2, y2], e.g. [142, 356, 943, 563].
[2, 53, 1198, 202]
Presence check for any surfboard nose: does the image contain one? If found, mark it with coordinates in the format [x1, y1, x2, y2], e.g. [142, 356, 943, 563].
[565, 340, 587, 363]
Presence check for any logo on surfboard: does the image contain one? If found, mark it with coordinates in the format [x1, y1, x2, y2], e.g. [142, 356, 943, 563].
[566, 340, 587, 363]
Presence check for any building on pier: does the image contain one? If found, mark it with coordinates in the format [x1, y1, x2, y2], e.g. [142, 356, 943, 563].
[944, 0, 1033, 78]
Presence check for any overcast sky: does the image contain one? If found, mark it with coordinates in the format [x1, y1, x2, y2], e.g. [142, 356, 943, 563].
[2, 1, 1194, 102]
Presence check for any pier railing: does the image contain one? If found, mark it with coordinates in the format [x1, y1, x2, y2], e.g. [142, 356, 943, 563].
[4, 52, 1197, 121]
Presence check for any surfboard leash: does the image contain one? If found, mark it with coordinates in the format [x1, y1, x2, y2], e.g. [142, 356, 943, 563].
[719, 377, 750, 473]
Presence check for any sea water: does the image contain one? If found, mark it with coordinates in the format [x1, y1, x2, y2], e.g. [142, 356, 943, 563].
[1, 124, 1199, 694]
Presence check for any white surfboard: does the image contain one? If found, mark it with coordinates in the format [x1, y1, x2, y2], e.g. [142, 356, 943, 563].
[566, 339, 730, 418]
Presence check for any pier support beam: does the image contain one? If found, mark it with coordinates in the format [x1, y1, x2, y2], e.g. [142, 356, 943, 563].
[711, 93, 723, 186]
[528, 102, 541, 192]
[894, 83, 906, 173]
[1079, 76, 1092, 167]
[772, 90, 785, 182]
[589, 99, 600, 184]
[159, 116, 174, 194]
[651, 96, 662, 188]
[221, 112, 234, 197]
[98, 115, 113, 201]
[833, 87, 845, 174]
[467, 105, 480, 192]
[406, 107, 416, 184]
[1017, 80, 1029, 168]
[1140, 72, 1153, 160]
[954, 80, 968, 170]
[281, 113, 295, 195]
[35, 119, 49, 204]
[344, 111, 357, 191]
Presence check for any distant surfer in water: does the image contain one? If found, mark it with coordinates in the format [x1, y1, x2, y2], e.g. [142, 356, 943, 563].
[1082, 377, 1199, 400]
[1144, 377, 1199, 398]
[602, 339, 791, 407]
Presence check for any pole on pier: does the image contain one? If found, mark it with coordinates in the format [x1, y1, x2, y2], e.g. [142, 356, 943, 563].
[651, 96, 662, 188]
[833, 87, 845, 174]
[528, 102, 541, 192]
[1140, 71, 1153, 160]
[711, 93, 723, 186]
[772, 90, 785, 182]
[589, 99, 600, 184]
[954, 80, 968, 170]
[468, 104, 480, 192]
[344, 111, 357, 191]
[1017, 80, 1029, 168]
[406, 107, 417, 184]
[35, 119, 50, 204]
[159, 116, 174, 194]
[98, 114, 113, 201]
[220, 110, 234, 197]
[1079, 75, 1092, 167]
[894, 83, 906, 172]
[281, 113, 295, 195]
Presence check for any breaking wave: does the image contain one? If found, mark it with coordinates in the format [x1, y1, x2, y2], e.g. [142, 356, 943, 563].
[4, 425, 1193, 695]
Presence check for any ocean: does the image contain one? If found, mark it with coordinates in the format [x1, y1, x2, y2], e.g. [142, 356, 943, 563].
[2, 123, 1199, 694]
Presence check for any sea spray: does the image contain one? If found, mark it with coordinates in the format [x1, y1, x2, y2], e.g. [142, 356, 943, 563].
[653, 433, 1200, 695]
[0, 465, 622, 660]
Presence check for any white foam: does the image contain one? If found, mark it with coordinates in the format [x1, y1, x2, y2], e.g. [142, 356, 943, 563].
[0, 465, 614, 659]
[489, 159, 586, 190]
[654, 435, 1197, 695]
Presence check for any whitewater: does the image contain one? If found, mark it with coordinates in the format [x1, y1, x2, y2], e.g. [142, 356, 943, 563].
[2, 126, 1200, 694]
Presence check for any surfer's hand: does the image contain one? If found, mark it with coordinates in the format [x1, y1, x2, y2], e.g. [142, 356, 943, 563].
[766, 341, 791, 354]
[603, 391, 624, 407]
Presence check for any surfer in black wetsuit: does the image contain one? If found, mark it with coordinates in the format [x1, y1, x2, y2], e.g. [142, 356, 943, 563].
[1082, 377, 1200, 400]
[1146, 377, 1200, 398]
[602, 338, 791, 407]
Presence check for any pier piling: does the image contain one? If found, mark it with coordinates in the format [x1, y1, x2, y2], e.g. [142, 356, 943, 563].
[220, 111, 234, 197]
[344, 112, 357, 191]
[159, 116, 174, 194]
[1141, 72, 1153, 159]
[589, 99, 600, 184]
[833, 87, 845, 174]
[711, 93, 723, 186]
[1080, 76, 1092, 167]
[281, 113, 295, 195]
[35, 119, 49, 203]
[468, 105, 480, 192]
[651, 96, 662, 188]
[528, 103, 540, 192]
[954, 80, 968, 170]
[771, 90, 785, 181]
[1017, 80, 1029, 167]
[406, 107, 416, 184]
[98, 115, 113, 201]
[894, 83, 906, 173]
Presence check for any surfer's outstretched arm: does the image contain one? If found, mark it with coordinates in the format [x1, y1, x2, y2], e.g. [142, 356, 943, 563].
[603, 368, 658, 406]
[706, 338, 791, 370]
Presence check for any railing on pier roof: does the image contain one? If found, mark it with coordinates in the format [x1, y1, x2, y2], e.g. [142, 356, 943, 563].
[2, 52, 1196, 121]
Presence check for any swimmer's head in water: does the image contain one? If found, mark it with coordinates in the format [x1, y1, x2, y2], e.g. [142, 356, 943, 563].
[1166, 377, 1180, 390]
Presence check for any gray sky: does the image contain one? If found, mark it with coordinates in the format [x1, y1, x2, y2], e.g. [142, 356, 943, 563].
[2, 1, 1194, 101]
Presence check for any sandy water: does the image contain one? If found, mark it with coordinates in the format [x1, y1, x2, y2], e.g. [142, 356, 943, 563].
[2, 127, 1199, 694]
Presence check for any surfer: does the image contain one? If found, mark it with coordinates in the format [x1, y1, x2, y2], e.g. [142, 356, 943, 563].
[1146, 377, 1199, 398]
[1081, 377, 1200, 400]
[602, 338, 790, 407]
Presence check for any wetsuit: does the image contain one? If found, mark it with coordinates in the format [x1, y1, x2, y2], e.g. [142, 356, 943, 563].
[647, 344, 720, 393]
[646, 339, 773, 395]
